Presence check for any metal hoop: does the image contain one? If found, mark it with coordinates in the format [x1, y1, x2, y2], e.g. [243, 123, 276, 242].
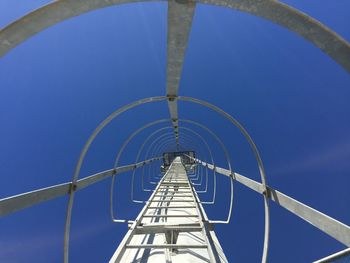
[178, 96, 270, 263]
[64, 96, 167, 263]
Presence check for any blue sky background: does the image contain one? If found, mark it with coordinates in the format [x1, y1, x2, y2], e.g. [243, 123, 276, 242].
[0, 0, 350, 262]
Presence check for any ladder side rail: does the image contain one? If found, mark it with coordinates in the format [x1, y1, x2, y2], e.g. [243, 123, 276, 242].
[188, 163, 223, 262]
[109, 161, 177, 262]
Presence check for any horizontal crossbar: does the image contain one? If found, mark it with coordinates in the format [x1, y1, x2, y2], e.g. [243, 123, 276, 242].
[147, 206, 197, 209]
[158, 183, 188, 186]
[191, 157, 350, 247]
[142, 214, 198, 218]
[156, 191, 192, 194]
[158, 187, 191, 189]
[153, 195, 193, 197]
[125, 244, 207, 249]
[135, 226, 203, 235]
[0, 157, 161, 217]
[148, 200, 195, 203]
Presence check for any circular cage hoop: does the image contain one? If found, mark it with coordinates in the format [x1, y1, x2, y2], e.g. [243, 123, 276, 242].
[110, 118, 234, 224]
[1, 0, 349, 73]
[66, 95, 270, 263]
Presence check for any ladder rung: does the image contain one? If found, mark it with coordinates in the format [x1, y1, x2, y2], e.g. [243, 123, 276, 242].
[141, 222, 201, 227]
[152, 196, 194, 199]
[135, 226, 203, 235]
[143, 214, 198, 218]
[147, 206, 197, 209]
[161, 182, 189, 185]
[162, 180, 188, 182]
[159, 185, 190, 187]
[154, 195, 193, 197]
[125, 244, 207, 249]
[158, 187, 190, 189]
[161, 181, 189, 185]
[163, 177, 188, 182]
[156, 191, 192, 193]
[148, 200, 196, 203]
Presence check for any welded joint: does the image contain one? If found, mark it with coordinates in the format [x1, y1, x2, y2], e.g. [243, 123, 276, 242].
[262, 187, 272, 199]
[203, 220, 215, 231]
[127, 221, 136, 229]
[167, 95, 178, 102]
[68, 183, 77, 194]
[230, 172, 236, 180]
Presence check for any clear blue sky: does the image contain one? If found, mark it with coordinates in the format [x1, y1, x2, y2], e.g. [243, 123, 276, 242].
[0, 0, 350, 262]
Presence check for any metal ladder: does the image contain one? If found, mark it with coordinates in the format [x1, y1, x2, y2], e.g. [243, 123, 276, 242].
[110, 157, 227, 262]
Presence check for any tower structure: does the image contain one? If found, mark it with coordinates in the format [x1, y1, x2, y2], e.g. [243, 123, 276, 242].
[1, 1, 350, 263]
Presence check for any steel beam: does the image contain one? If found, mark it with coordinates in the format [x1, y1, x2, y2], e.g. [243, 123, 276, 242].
[1, 0, 349, 73]
[194, 158, 350, 247]
[0, 157, 159, 217]
[166, 0, 196, 146]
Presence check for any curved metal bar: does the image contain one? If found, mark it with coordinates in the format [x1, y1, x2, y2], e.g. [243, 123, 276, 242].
[144, 133, 200, 183]
[179, 120, 233, 219]
[176, 134, 206, 184]
[110, 119, 170, 222]
[178, 129, 211, 186]
[57, 94, 261, 263]
[63, 96, 167, 263]
[147, 140, 177, 181]
[180, 119, 231, 204]
[1, 0, 349, 72]
[137, 131, 197, 187]
[136, 134, 199, 199]
[197, 163, 209, 193]
[133, 132, 176, 193]
[141, 132, 203, 187]
[113, 119, 170, 167]
[139, 119, 233, 207]
[178, 96, 269, 263]
[147, 134, 203, 183]
[141, 124, 228, 208]
[143, 137, 182, 183]
[131, 132, 177, 203]
[143, 121, 221, 195]
[146, 127, 206, 178]
[144, 136, 179, 183]
[139, 131, 187, 187]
